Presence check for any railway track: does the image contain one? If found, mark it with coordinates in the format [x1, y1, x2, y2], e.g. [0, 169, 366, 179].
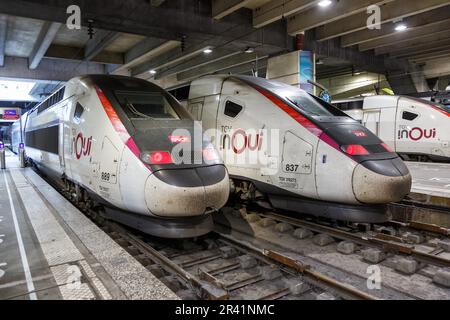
[103, 221, 377, 300]
[40, 172, 378, 301]
[261, 211, 450, 269]
[211, 204, 450, 300]
[32, 167, 450, 300]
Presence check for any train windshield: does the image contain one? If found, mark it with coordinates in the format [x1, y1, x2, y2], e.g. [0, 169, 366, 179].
[115, 91, 181, 120]
[286, 92, 347, 118]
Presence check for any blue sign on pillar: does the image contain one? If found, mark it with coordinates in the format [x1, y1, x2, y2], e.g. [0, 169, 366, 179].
[299, 51, 315, 94]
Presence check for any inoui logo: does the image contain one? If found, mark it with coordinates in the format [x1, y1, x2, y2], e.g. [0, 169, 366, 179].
[367, 5, 381, 30]
[74, 132, 93, 160]
[66, 5, 81, 30]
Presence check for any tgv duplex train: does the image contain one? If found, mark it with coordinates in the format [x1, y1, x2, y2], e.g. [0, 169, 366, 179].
[336, 96, 450, 162]
[15, 75, 229, 238]
[186, 75, 412, 222]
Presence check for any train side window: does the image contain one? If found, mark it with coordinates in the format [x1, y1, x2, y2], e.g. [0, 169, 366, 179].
[224, 100, 243, 118]
[402, 111, 418, 121]
[74, 103, 85, 122]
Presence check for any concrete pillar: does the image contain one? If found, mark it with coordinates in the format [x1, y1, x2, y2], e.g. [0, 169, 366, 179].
[266, 50, 316, 94]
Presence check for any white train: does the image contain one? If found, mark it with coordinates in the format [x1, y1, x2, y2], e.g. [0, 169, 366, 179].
[15, 75, 230, 238]
[186, 75, 412, 223]
[334, 96, 450, 162]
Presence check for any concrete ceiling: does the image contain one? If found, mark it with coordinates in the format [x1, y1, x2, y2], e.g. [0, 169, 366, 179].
[5, 16, 44, 58]
[0, 0, 292, 87]
[0, 0, 447, 95]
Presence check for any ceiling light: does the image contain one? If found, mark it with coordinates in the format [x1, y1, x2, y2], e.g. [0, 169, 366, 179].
[203, 48, 213, 54]
[244, 47, 254, 53]
[395, 23, 408, 31]
[0, 80, 37, 101]
[149, 70, 157, 75]
[318, 0, 332, 7]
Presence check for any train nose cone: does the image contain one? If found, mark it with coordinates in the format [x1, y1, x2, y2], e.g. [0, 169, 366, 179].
[352, 158, 412, 204]
[144, 165, 229, 217]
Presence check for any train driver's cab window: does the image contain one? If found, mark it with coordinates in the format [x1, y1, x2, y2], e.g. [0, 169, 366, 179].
[115, 91, 180, 120]
[402, 111, 418, 121]
[224, 100, 243, 118]
[74, 102, 85, 123]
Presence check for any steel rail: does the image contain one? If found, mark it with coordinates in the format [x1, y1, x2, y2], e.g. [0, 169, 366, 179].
[109, 222, 229, 300]
[218, 233, 378, 300]
[262, 212, 450, 269]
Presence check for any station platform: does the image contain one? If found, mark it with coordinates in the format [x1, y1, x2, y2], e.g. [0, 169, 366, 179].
[406, 162, 450, 198]
[406, 162, 450, 199]
[0, 150, 178, 300]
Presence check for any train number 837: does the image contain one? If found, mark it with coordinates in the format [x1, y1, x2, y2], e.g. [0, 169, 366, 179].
[285, 164, 299, 172]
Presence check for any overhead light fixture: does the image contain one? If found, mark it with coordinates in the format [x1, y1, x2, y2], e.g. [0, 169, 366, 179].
[0, 79, 37, 101]
[149, 70, 157, 75]
[318, 0, 332, 7]
[395, 23, 408, 31]
[203, 48, 213, 54]
[244, 47, 255, 54]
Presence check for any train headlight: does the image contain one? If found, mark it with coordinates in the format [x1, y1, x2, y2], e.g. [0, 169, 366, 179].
[141, 151, 173, 165]
[340, 144, 369, 156]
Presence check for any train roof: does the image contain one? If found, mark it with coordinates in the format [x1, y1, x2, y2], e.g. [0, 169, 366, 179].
[76, 74, 166, 91]
[362, 95, 400, 109]
[189, 74, 311, 99]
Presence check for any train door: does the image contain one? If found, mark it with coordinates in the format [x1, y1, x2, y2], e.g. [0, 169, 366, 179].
[281, 131, 313, 191]
[59, 118, 66, 172]
[215, 80, 272, 183]
[396, 98, 424, 155]
[216, 96, 247, 165]
[363, 111, 381, 136]
[58, 102, 73, 173]
[97, 136, 121, 203]
[187, 98, 204, 121]
[188, 94, 222, 153]
[378, 107, 397, 151]
[62, 99, 77, 178]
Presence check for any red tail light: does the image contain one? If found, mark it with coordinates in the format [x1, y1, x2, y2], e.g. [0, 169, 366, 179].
[341, 145, 369, 156]
[168, 135, 190, 143]
[141, 151, 173, 165]
[381, 143, 393, 152]
[151, 151, 173, 164]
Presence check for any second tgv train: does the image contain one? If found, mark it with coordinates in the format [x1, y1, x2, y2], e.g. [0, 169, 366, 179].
[186, 75, 412, 222]
[335, 96, 450, 162]
[14, 75, 230, 238]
